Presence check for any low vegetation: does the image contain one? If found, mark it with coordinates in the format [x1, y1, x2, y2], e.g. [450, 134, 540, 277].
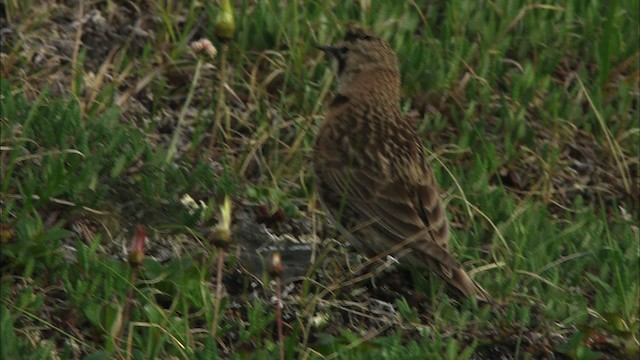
[1, 1, 638, 359]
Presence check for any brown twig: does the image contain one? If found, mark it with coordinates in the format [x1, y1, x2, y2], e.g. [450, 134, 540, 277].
[276, 275, 284, 360]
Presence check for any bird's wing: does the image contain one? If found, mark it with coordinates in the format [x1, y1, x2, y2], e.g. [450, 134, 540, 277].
[410, 168, 451, 251]
[318, 153, 460, 270]
[316, 136, 492, 303]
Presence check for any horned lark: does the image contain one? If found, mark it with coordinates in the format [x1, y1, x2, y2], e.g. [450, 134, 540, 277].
[314, 28, 491, 303]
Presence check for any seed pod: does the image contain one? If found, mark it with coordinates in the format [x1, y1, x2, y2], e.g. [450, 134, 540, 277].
[128, 225, 147, 266]
[214, 0, 235, 40]
[269, 252, 285, 278]
[209, 196, 233, 249]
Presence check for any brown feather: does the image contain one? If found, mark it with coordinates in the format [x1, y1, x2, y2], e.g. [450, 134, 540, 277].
[314, 28, 492, 303]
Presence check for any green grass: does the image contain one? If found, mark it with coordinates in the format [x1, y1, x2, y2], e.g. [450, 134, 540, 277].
[1, 0, 638, 359]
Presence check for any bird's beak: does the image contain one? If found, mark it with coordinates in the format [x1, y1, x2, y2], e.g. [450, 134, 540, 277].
[316, 45, 340, 58]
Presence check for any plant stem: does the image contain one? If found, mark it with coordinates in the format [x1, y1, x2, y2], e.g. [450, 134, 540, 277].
[276, 275, 284, 360]
[211, 247, 225, 340]
[166, 59, 203, 164]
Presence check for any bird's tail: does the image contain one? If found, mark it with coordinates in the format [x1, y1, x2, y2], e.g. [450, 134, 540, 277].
[411, 243, 493, 303]
[443, 265, 493, 303]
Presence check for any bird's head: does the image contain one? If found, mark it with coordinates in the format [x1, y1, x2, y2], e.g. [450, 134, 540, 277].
[317, 28, 400, 97]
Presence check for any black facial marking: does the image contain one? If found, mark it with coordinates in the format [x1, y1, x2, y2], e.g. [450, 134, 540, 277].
[319, 45, 349, 74]
[330, 94, 349, 107]
[337, 54, 346, 74]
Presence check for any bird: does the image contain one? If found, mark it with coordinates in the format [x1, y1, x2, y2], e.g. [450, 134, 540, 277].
[313, 27, 492, 303]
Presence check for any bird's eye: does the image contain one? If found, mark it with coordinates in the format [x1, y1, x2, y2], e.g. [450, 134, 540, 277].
[340, 47, 349, 54]
[344, 29, 374, 42]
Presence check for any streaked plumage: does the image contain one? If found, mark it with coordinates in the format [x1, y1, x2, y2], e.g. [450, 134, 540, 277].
[314, 28, 491, 303]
